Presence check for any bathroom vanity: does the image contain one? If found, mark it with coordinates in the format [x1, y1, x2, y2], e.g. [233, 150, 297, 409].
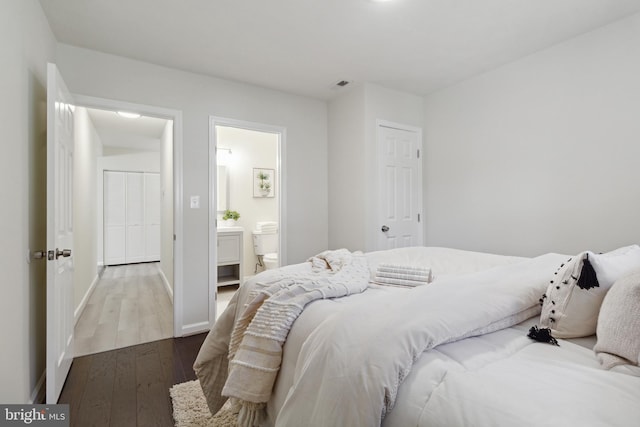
[216, 227, 243, 287]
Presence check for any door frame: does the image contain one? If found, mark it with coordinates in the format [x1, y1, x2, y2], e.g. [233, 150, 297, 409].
[208, 116, 287, 327]
[74, 94, 184, 337]
[375, 119, 424, 250]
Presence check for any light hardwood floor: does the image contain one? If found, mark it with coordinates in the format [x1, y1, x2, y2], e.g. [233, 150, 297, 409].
[216, 284, 238, 320]
[74, 262, 173, 357]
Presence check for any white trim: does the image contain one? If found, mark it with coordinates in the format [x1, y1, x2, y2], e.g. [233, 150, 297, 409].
[73, 94, 184, 337]
[74, 274, 99, 325]
[208, 116, 287, 328]
[375, 119, 424, 249]
[29, 371, 46, 404]
[159, 267, 174, 303]
[181, 321, 211, 336]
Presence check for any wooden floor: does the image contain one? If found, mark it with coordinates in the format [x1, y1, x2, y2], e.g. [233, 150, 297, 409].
[57, 282, 239, 426]
[216, 284, 238, 320]
[74, 262, 173, 357]
[58, 333, 207, 427]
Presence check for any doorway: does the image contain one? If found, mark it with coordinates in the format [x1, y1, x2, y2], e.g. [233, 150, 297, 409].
[208, 117, 286, 325]
[72, 106, 175, 356]
[70, 95, 182, 348]
[377, 120, 424, 250]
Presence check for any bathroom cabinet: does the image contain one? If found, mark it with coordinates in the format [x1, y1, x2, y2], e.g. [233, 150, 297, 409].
[217, 227, 243, 287]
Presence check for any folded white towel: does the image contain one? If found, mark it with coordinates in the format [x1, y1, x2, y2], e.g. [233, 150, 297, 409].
[256, 222, 278, 232]
[375, 264, 433, 285]
[378, 264, 431, 274]
[376, 270, 431, 282]
[373, 276, 428, 287]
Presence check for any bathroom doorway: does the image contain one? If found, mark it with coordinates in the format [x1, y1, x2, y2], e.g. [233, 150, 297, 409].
[208, 117, 286, 324]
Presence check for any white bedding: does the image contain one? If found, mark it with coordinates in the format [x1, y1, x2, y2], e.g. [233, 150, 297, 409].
[273, 252, 566, 426]
[388, 317, 640, 426]
[195, 247, 640, 427]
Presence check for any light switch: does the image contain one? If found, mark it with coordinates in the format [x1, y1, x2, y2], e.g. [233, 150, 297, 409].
[190, 195, 200, 209]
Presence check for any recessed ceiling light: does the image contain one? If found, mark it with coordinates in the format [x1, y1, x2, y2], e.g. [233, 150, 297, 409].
[117, 111, 141, 119]
[369, 0, 396, 2]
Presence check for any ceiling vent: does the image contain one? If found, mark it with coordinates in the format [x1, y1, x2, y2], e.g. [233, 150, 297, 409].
[331, 79, 352, 90]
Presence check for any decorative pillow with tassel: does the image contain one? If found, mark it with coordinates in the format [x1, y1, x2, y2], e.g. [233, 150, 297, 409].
[538, 245, 640, 339]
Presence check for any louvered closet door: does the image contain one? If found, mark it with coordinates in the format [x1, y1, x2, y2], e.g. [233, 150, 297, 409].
[126, 172, 146, 263]
[144, 173, 161, 262]
[104, 171, 127, 265]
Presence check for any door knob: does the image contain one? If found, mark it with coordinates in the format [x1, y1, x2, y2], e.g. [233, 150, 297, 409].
[55, 248, 72, 259]
[381, 225, 389, 232]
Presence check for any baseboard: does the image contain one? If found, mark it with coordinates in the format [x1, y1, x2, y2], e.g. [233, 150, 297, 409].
[158, 268, 173, 303]
[181, 321, 210, 336]
[29, 370, 46, 404]
[74, 274, 99, 325]
[97, 262, 105, 278]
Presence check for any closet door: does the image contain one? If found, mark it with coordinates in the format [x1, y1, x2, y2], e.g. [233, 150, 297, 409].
[144, 173, 161, 262]
[104, 171, 126, 265]
[126, 172, 146, 263]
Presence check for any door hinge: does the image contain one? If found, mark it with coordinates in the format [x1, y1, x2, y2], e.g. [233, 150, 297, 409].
[417, 149, 420, 159]
[418, 213, 421, 223]
[173, 234, 176, 241]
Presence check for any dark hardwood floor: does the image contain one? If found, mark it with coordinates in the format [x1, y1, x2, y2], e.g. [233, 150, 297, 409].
[58, 333, 207, 427]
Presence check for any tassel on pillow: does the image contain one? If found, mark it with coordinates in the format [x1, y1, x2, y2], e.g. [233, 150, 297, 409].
[577, 253, 599, 290]
[527, 325, 559, 346]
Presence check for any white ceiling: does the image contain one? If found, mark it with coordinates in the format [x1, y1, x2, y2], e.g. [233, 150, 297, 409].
[40, 0, 640, 100]
[86, 108, 168, 151]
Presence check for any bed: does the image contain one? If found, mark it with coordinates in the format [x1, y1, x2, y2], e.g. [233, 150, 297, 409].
[194, 246, 640, 426]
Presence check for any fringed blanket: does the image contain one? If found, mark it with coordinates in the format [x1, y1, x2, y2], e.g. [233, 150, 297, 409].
[194, 249, 369, 426]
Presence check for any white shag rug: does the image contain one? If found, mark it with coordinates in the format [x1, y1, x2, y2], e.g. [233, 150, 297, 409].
[170, 380, 238, 427]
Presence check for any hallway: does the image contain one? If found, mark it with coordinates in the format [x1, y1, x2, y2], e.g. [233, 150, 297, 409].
[74, 262, 173, 357]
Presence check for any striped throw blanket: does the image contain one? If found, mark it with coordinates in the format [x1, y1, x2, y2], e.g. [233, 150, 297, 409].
[222, 249, 370, 426]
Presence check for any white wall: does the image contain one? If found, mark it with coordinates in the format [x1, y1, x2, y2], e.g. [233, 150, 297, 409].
[73, 107, 103, 314]
[217, 126, 279, 277]
[328, 83, 423, 252]
[97, 151, 161, 264]
[363, 84, 424, 252]
[328, 86, 366, 251]
[423, 13, 640, 256]
[160, 121, 174, 293]
[56, 44, 329, 331]
[0, 0, 56, 403]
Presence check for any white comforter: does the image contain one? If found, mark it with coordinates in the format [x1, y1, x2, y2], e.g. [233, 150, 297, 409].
[396, 317, 640, 427]
[198, 247, 640, 426]
[273, 252, 565, 426]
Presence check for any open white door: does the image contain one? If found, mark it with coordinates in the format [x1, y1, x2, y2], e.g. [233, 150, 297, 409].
[46, 63, 75, 403]
[378, 122, 423, 250]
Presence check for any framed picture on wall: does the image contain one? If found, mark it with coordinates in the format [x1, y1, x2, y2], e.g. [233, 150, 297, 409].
[253, 168, 275, 198]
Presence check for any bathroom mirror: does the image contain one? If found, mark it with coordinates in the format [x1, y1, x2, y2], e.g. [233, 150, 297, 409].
[217, 165, 229, 212]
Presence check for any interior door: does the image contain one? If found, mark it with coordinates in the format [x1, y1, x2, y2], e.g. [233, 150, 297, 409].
[104, 170, 127, 265]
[378, 123, 423, 250]
[46, 63, 75, 403]
[126, 172, 146, 263]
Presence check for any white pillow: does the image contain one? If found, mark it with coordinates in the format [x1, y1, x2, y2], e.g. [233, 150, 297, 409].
[594, 272, 640, 370]
[539, 245, 640, 338]
[589, 244, 640, 288]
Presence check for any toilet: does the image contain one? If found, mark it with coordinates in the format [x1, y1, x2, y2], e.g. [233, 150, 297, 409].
[252, 222, 278, 270]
